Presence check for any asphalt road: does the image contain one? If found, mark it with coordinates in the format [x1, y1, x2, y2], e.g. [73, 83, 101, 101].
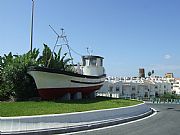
[69, 104, 180, 135]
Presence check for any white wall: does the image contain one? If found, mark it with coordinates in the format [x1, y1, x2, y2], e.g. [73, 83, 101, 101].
[98, 76, 172, 99]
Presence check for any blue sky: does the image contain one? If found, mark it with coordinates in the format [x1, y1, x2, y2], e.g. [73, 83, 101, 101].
[0, 0, 180, 77]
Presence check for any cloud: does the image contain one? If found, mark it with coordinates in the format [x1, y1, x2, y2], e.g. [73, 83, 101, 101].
[164, 54, 171, 60]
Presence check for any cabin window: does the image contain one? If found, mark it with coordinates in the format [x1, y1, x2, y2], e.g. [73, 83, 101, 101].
[85, 59, 89, 66]
[82, 58, 86, 66]
[100, 59, 103, 66]
[96, 58, 103, 66]
[90, 58, 97, 66]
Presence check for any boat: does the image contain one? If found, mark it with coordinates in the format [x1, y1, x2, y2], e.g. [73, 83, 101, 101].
[27, 55, 106, 100]
[27, 1, 106, 100]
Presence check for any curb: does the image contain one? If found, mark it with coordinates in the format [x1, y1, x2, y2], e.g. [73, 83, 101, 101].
[2, 108, 154, 135]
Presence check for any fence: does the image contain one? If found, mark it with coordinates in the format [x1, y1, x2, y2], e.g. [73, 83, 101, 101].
[151, 98, 180, 104]
[97, 92, 180, 104]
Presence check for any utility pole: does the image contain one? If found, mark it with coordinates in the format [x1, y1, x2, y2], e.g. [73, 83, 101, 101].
[30, 0, 34, 53]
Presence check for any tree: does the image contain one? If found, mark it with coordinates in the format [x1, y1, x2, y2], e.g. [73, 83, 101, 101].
[152, 70, 154, 74]
[37, 44, 52, 67]
[0, 44, 74, 101]
[148, 71, 152, 77]
[0, 49, 40, 100]
[0, 53, 14, 100]
[38, 44, 73, 71]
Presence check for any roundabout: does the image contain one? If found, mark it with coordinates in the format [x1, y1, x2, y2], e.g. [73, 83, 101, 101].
[1, 102, 153, 135]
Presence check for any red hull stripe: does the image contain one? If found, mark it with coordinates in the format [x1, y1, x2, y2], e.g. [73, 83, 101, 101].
[38, 85, 103, 100]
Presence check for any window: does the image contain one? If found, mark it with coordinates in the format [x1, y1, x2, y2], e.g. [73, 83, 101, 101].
[109, 86, 113, 92]
[131, 93, 135, 99]
[100, 59, 103, 66]
[155, 92, 159, 97]
[132, 86, 135, 90]
[85, 59, 89, 66]
[144, 92, 148, 97]
[122, 90, 124, 95]
[116, 86, 120, 91]
[98, 58, 103, 66]
[82, 58, 86, 66]
[90, 58, 96, 66]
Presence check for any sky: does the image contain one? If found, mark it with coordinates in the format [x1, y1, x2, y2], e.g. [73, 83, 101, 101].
[0, 0, 180, 77]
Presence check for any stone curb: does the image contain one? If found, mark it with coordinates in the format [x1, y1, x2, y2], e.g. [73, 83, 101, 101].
[2, 108, 154, 135]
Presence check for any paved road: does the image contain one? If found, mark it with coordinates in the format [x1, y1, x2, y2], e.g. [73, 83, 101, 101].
[69, 104, 180, 135]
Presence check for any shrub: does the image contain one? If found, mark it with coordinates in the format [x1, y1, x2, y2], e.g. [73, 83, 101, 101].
[0, 49, 39, 100]
[0, 44, 73, 101]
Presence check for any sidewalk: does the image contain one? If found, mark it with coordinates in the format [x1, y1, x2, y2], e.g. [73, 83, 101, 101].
[1, 103, 153, 135]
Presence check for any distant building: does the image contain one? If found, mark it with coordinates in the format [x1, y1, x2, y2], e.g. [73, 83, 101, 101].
[172, 78, 180, 95]
[139, 68, 145, 78]
[165, 73, 174, 78]
[98, 76, 171, 99]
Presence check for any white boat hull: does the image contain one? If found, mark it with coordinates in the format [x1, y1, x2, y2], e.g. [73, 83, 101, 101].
[28, 67, 106, 99]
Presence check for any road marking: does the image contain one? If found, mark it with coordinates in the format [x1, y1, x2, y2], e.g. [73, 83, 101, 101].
[62, 108, 157, 135]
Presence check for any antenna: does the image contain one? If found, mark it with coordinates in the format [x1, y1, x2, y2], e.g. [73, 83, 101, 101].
[86, 47, 93, 55]
[47, 25, 73, 67]
[86, 47, 90, 55]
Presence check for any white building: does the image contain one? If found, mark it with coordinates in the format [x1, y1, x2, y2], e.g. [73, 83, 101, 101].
[164, 77, 180, 95]
[172, 78, 180, 95]
[97, 76, 171, 99]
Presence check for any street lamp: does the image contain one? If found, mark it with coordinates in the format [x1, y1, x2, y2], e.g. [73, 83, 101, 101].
[30, 0, 34, 53]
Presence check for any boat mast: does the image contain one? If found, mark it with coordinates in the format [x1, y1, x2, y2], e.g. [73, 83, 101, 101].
[47, 25, 74, 67]
[30, 0, 34, 53]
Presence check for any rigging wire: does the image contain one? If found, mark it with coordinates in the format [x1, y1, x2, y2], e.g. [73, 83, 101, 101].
[56, 44, 83, 57]
[69, 46, 83, 57]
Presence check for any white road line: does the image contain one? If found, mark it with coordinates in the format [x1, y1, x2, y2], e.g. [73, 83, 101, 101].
[61, 108, 157, 135]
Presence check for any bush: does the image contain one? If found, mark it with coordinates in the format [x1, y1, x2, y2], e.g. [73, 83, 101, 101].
[0, 45, 73, 101]
[0, 49, 39, 101]
[160, 93, 180, 100]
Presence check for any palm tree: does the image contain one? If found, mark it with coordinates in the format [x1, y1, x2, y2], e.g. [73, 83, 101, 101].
[148, 71, 152, 77]
[38, 44, 73, 71]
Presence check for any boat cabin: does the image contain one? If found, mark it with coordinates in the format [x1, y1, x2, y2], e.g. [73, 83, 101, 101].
[81, 55, 105, 76]
[82, 55, 103, 67]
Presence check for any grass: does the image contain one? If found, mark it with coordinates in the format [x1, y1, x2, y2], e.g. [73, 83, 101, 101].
[0, 97, 143, 117]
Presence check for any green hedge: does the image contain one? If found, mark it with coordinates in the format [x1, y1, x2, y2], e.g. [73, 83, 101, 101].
[0, 45, 72, 101]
